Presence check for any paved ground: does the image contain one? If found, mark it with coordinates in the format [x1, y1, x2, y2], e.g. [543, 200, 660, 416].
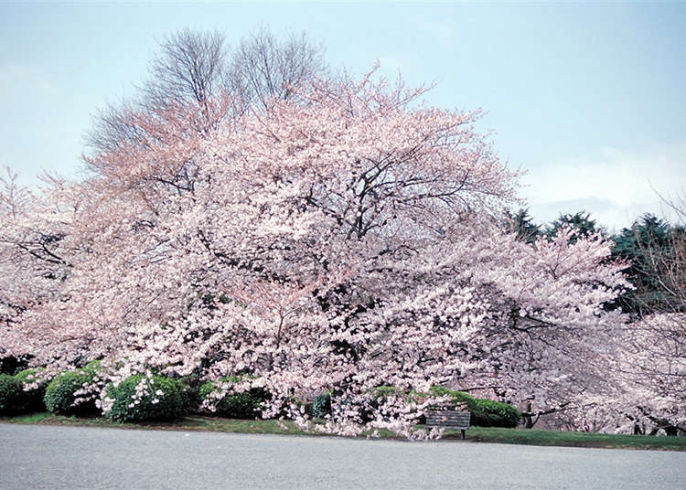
[1, 424, 684, 489]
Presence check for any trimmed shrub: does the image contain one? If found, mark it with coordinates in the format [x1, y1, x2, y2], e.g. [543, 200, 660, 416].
[0, 374, 28, 415]
[107, 374, 186, 423]
[200, 377, 268, 419]
[14, 369, 51, 412]
[44, 364, 101, 416]
[178, 375, 202, 413]
[470, 398, 521, 428]
[311, 392, 332, 419]
[429, 386, 521, 428]
[429, 385, 476, 407]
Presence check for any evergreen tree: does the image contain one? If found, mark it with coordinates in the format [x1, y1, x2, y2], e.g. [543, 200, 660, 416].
[504, 208, 540, 243]
[547, 211, 604, 243]
[612, 214, 684, 315]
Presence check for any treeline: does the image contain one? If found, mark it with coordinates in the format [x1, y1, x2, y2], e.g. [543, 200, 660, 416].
[505, 208, 685, 317]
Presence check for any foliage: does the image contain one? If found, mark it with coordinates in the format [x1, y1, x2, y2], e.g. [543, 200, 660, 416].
[105, 374, 186, 423]
[43, 364, 102, 416]
[178, 374, 203, 413]
[311, 392, 332, 419]
[14, 368, 51, 412]
[547, 211, 604, 242]
[429, 386, 521, 428]
[199, 377, 269, 419]
[471, 398, 522, 428]
[504, 208, 540, 243]
[371, 386, 401, 398]
[612, 214, 684, 315]
[605, 213, 686, 434]
[0, 374, 28, 415]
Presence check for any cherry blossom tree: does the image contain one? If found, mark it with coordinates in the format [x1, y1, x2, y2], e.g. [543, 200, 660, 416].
[2, 68, 647, 437]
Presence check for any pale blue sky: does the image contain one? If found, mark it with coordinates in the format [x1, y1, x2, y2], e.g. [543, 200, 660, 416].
[1, 1, 684, 229]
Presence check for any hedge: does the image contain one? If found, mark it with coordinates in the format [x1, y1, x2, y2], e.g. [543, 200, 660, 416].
[14, 368, 51, 412]
[429, 386, 521, 428]
[0, 374, 28, 416]
[311, 392, 332, 419]
[200, 376, 269, 419]
[178, 374, 202, 413]
[44, 363, 102, 416]
[106, 374, 186, 423]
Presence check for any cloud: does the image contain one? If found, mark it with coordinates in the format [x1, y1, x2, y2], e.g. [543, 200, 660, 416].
[521, 143, 686, 230]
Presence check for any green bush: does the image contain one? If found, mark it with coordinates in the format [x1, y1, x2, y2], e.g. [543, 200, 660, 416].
[311, 392, 332, 419]
[200, 377, 268, 419]
[178, 375, 202, 413]
[429, 386, 521, 428]
[107, 374, 186, 423]
[371, 386, 401, 399]
[14, 369, 51, 412]
[429, 385, 476, 406]
[44, 364, 101, 416]
[0, 374, 29, 416]
[471, 398, 521, 428]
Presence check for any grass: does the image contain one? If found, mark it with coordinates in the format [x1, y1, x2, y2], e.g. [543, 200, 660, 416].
[2, 412, 685, 451]
[0, 412, 314, 436]
[447, 426, 686, 451]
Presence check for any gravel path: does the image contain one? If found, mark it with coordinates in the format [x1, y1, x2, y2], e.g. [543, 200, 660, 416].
[1, 424, 684, 489]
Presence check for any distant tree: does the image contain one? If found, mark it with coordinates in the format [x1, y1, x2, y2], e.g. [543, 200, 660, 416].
[145, 29, 228, 112]
[612, 214, 683, 316]
[604, 211, 686, 435]
[226, 27, 326, 109]
[504, 208, 540, 243]
[547, 211, 604, 242]
[86, 27, 326, 154]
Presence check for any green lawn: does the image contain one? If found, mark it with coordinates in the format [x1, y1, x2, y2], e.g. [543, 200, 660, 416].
[452, 426, 686, 451]
[2, 412, 684, 451]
